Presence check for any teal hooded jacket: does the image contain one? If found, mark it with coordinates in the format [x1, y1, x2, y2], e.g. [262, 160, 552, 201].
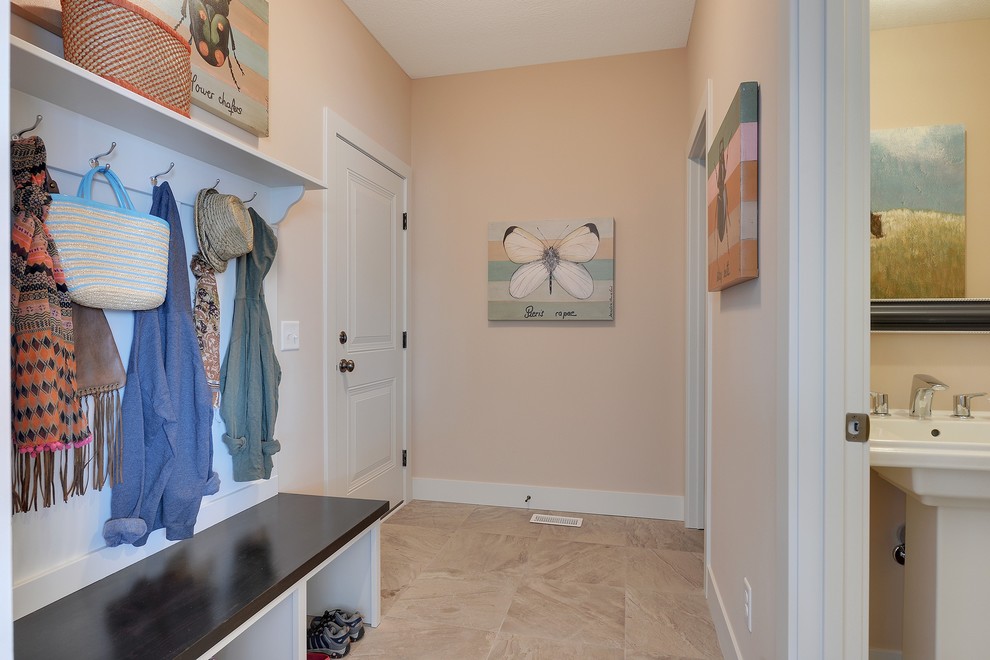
[220, 208, 281, 481]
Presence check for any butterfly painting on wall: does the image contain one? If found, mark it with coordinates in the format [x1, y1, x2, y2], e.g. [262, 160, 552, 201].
[488, 218, 615, 321]
[707, 81, 759, 291]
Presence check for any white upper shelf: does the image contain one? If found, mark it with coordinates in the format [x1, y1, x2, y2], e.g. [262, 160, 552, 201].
[10, 35, 324, 192]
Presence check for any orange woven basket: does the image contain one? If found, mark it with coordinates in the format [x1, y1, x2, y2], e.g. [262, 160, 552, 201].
[61, 0, 192, 117]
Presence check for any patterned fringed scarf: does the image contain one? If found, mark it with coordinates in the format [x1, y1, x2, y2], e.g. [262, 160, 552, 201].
[10, 136, 92, 512]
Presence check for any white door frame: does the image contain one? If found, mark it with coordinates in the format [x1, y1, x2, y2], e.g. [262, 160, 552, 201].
[785, 0, 870, 657]
[2, 6, 15, 658]
[684, 80, 712, 532]
[323, 108, 412, 505]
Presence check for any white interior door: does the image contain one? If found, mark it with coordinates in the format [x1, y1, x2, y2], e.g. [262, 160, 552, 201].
[789, 0, 870, 657]
[333, 135, 406, 509]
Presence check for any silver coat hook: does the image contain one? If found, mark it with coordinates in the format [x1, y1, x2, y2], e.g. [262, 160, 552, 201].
[89, 141, 117, 169]
[213, 178, 221, 189]
[12, 114, 43, 140]
[242, 191, 257, 204]
[151, 162, 175, 186]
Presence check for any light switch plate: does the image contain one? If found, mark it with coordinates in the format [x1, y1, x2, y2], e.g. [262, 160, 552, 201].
[281, 321, 300, 351]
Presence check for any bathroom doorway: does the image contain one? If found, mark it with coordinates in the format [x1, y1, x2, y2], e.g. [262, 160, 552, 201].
[685, 82, 711, 534]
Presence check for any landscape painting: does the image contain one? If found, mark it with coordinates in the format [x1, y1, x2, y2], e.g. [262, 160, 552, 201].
[870, 124, 966, 299]
[488, 218, 614, 321]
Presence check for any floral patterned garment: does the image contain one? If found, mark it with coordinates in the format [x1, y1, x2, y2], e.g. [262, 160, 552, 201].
[190, 252, 221, 407]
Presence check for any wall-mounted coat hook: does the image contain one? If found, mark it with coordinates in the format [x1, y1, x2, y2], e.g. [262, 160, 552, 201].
[89, 141, 117, 169]
[242, 191, 257, 204]
[151, 162, 175, 187]
[12, 114, 43, 141]
[213, 178, 221, 189]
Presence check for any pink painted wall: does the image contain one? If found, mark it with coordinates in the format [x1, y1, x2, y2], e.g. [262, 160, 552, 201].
[686, 0, 785, 657]
[409, 51, 689, 497]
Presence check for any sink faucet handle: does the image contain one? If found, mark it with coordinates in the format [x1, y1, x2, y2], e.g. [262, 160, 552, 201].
[952, 392, 987, 419]
[870, 391, 890, 416]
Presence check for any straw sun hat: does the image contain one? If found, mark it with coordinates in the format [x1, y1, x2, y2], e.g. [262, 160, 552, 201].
[194, 188, 253, 272]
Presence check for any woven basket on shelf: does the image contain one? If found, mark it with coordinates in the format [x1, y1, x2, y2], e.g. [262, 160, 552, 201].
[61, 0, 191, 117]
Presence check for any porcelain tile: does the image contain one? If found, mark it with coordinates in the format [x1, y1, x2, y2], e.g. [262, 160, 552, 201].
[525, 537, 625, 587]
[386, 571, 518, 632]
[626, 518, 704, 553]
[625, 590, 721, 659]
[380, 523, 453, 613]
[381, 556, 425, 616]
[459, 505, 547, 538]
[423, 530, 536, 577]
[625, 654, 710, 660]
[381, 523, 452, 566]
[348, 618, 496, 659]
[501, 579, 625, 648]
[538, 511, 629, 546]
[384, 500, 477, 530]
[486, 632, 624, 659]
[625, 547, 704, 596]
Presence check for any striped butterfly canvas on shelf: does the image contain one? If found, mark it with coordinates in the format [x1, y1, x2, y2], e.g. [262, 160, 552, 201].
[488, 218, 615, 321]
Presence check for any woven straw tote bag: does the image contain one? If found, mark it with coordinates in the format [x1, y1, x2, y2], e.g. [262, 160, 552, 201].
[61, 0, 192, 116]
[48, 166, 170, 310]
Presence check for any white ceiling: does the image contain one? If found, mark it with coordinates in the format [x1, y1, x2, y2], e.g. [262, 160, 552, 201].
[342, 0, 990, 79]
[341, 0, 696, 79]
[870, 0, 990, 30]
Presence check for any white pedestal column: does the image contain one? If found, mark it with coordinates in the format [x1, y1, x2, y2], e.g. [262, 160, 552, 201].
[903, 497, 990, 660]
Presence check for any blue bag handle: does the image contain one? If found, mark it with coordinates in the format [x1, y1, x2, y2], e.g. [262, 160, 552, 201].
[75, 165, 136, 211]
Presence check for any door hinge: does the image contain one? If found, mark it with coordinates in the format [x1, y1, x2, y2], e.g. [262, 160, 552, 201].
[402, 449, 407, 467]
[402, 331, 407, 349]
[845, 412, 870, 442]
[402, 212, 407, 230]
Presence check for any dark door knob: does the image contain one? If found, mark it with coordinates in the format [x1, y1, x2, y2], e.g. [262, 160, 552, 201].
[338, 359, 355, 373]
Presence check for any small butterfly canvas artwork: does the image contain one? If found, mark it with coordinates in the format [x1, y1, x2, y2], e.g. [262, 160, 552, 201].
[707, 81, 759, 291]
[488, 218, 614, 321]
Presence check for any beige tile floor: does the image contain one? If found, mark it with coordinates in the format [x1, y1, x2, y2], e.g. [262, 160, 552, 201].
[348, 500, 722, 659]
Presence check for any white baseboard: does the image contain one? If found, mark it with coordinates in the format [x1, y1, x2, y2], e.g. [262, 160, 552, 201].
[14, 478, 278, 619]
[411, 477, 683, 520]
[870, 650, 902, 660]
[708, 563, 742, 660]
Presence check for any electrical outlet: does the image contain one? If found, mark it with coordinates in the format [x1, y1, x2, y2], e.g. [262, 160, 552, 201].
[744, 578, 753, 633]
[280, 321, 300, 351]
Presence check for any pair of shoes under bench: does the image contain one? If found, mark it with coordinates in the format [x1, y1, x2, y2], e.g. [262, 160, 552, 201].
[317, 608, 365, 642]
[306, 617, 350, 658]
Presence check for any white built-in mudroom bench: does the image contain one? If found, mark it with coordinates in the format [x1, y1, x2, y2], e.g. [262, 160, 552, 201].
[8, 28, 387, 660]
[14, 494, 388, 658]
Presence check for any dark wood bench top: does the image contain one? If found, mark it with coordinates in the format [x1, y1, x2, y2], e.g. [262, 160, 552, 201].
[14, 493, 388, 659]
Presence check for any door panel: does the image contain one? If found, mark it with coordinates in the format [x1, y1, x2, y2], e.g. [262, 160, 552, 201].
[334, 136, 406, 509]
[347, 379, 396, 490]
[350, 176, 395, 350]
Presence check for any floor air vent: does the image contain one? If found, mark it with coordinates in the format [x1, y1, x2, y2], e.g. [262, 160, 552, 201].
[529, 514, 583, 527]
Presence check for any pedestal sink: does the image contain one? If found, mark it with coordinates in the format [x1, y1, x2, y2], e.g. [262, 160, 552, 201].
[870, 411, 990, 660]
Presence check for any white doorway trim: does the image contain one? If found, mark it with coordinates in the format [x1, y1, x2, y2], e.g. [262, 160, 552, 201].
[1, 8, 14, 658]
[785, 0, 870, 657]
[322, 108, 412, 505]
[684, 80, 712, 532]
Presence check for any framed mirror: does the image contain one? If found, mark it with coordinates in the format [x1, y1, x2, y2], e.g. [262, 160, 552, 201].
[870, 24, 988, 333]
[871, 299, 990, 332]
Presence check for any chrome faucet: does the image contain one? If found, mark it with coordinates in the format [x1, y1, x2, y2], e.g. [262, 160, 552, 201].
[909, 373, 948, 419]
